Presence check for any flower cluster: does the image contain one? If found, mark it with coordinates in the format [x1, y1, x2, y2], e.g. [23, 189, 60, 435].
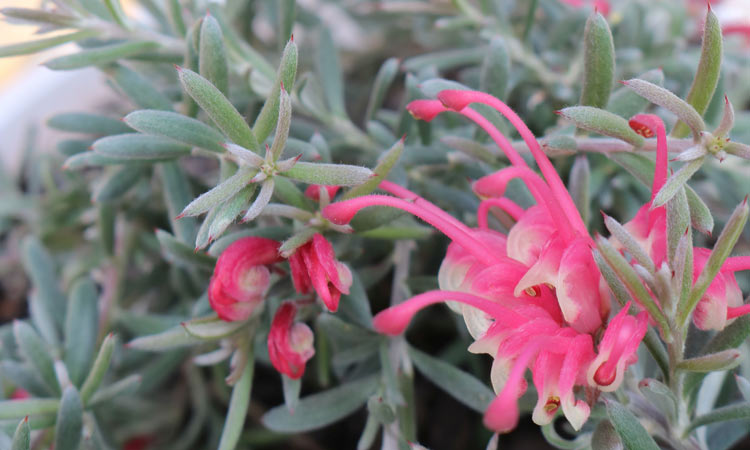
[322, 89, 653, 432]
[208, 222, 351, 378]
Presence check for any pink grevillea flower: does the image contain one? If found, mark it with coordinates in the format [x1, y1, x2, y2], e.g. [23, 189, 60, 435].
[289, 233, 352, 312]
[268, 302, 315, 379]
[692, 248, 744, 330]
[209, 237, 283, 322]
[587, 303, 648, 391]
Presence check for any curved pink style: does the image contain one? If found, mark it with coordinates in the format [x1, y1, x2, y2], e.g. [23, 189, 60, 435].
[208, 237, 283, 322]
[268, 302, 315, 379]
[305, 185, 341, 202]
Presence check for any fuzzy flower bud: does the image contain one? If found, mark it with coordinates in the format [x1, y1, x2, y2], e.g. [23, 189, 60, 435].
[289, 233, 352, 312]
[268, 302, 315, 379]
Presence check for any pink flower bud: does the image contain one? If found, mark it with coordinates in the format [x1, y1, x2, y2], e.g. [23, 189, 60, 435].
[289, 234, 352, 312]
[304, 185, 341, 201]
[208, 237, 283, 322]
[405, 99, 447, 122]
[268, 302, 315, 379]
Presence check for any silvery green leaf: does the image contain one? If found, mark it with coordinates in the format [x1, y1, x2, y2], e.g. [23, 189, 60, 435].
[638, 379, 678, 422]
[623, 79, 705, 139]
[64, 278, 98, 387]
[93, 166, 145, 202]
[93, 134, 191, 160]
[80, 333, 116, 405]
[569, 155, 590, 228]
[419, 78, 468, 99]
[590, 420, 623, 450]
[402, 47, 485, 72]
[0, 30, 97, 58]
[124, 110, 225, 152]
[252, 38, 298, 143]
[283, 162, 373, 186]
[606, 400, 659, 450]
[603, 213, 654, 273]
[408, 345, 493, 413]
[278, 228, 316, 258]
[687, 403, 750, 433]
[0, 399, 59, 420]
[557, 107, 644, 147]
[180, 167, 256, 217]
[367, 396, 396, 425]
[20, 237, 65, 330]
[177, 67, 260, 152]
[344, 138, 404, 200]
[181, 316, 247, 340]
[208, 185, 257, 240]
[441, 135, 495, 164]
[666, 186, 690, 264]
[199, 13, 228, 96]
[714, 96, 734, 137]
[580, 11, 615, 108]
[726, 142, 750, 159]
[87, 374, 141, 408]
[652, 158, 705, 208]
[155, 229, 216, 270]
[217, 354, 254, 450]
[63, 152, 155, 169]
[736, 375, 750, 401]
[269, 87, 292, 162]
[242, 178, 275, 222]
[480, 37, 509, 101]
[282, 375, 302, 413]
[105, 63, 173, 111]
[195, 206, 220, 250]
[316, 27, 347, 118]
[356, 414, 379, 450]
[607, 69, 663, 118]
[672, 145, 707, 162]
[365, 57, 399, 123]
[54, 387, 82, 450]
[678, 349, 741, 372]
[672, 7, 722, 138]
[224, 142, 265, 167]
[1, 7, 78, 27]
[44, 41, 158, 70]
[57, 139, 92, 157]
[678, 199, 748, 327]
[11, 417, 30, 450]
[13, 321, 60, 395]
[48, 113, 132, 136]
[126, 326, 202, 351]
[262, 375, 378, 432]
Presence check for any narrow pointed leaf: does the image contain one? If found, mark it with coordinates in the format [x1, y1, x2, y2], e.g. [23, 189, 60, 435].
[161, 161, 197, 244]
[269, 87, 292, 161]
[639, 379, 678, 422]
[344, 139, 404, 200]
[181, 316, 247, 339]
[217, 351, 254, 450]
[0, 30, 97, 58]
[177, 67, 260, 152]
[316, 27, 347, 117]
[126, 326, 202, 351]
[0, 399, 59, 420]
[591, 420, 623, 450]
[714, 96, 734, 138]
[726, 142, 750, 159]
[678, 199, 749, 327]
[94, 166, 145, 202]
[480, 37, 510, 101]
[11, 417, 30, 450]
[125, 110, 225, 152]
[666, 187, 690, 263]
[580, 11, 615, 108]
[80, 333, 116, 405]
[284, 162, 373, 186]
[88, 374, 142, 407]
[736, 375, 750, 401]
[13, 321, 59, 395]
[21, 237, 66, 329]
[623, 79, 705, 139]
[208, 185, 257, 240]
[365, 58, 400, 123]
[603, 214, 654, 273]
[252, 38, 298, 143]
[282, 375, 302, 413]
[557, 107, 644, 147]
[93, 134, 191, 160]
[569, 155, 590, 228]
[167, 0, 186, 36]
[199, 14, 228, 96]
[106, 63, 173, 111]
[687, 403, 750, 433]
[48, 113, 132, 136]
[262, 375, 378, 432]
[54, 387, 83, 450]
[64, 152, 157, 169]
[242, 178, 275, 222]
[1, 7, 79, 27]
[408, 346, 493, 413]
[180, 167, 256, 217]
[607, 69, 664, 118]
[672, 7, 722, 138]
[652, 158, 704, 207]
[155, 229, 216, 270]
[44, 41, 158, 70]
[606, 400, 660, 450]
[64, 278, 98, 387]
[678, 349, 741, 372]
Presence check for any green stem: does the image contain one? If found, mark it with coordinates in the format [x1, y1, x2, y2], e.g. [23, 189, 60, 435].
[522, 0, 539, 42]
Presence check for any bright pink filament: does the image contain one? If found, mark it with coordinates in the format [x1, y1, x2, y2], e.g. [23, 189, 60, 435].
[372, 289, 528, 336]
[721, 256, 750, 273]
[379, 180, 468, 231]
[478, 198, 525, 228]
[437, 90, 588, 236]
[460, 107, 528, 167]
[323, 195, 500, 266]
[727, 304, 750, 319]
[474, 166, 576, 242]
